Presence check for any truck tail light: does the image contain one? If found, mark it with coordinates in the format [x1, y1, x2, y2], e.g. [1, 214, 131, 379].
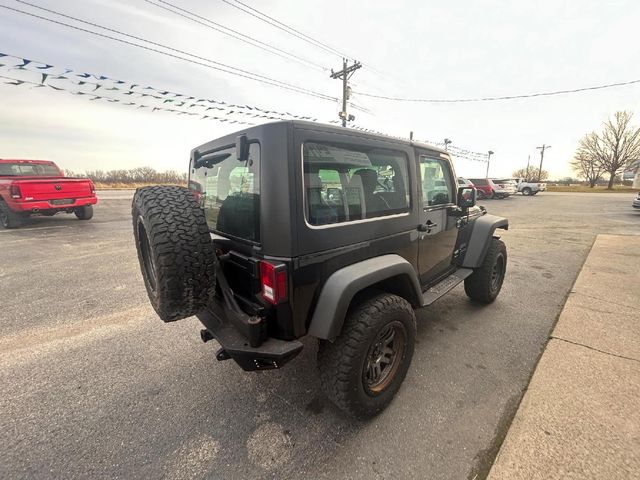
[90, 182, 96, 195]
[9, 185, 22, 199]
[260, 260, 287, 305]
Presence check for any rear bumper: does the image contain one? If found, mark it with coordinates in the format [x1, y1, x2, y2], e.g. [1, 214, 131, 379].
[11, 196, 97, 212]
[197, 300, 303, 371]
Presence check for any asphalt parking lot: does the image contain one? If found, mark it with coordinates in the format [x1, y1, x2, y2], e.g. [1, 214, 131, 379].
[1, 191, 638, 480]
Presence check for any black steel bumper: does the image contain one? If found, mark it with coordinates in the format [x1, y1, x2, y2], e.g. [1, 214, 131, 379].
[197, 305, 303, 372]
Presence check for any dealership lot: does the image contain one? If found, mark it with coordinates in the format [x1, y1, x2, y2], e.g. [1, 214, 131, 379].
[1, 191, 638, 480]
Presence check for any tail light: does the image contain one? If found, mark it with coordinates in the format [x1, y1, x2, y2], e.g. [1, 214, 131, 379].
[9, 184, 22, 199]
[260, 260, 287, 305]
[89, 182, 96, 195]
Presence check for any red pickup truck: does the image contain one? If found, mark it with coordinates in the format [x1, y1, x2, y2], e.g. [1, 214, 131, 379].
[0, 159, 97, 229]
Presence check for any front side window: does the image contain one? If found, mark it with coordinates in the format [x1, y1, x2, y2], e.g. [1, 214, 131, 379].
[190, 143, 260, 242]
[419, 156, 454, 207]
[303, 142, 410, 226]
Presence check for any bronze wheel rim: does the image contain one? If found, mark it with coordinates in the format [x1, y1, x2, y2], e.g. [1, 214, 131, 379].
[363, 322, 406, 395]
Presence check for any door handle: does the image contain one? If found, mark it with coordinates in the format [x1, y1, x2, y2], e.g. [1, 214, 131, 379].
[418, 221, 438, 232]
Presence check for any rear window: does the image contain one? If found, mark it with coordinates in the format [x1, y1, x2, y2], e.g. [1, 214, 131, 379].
[0, 162, 60, 176]
[190, 143, 260, 243]
[469, 178, 488, 186]
[303, 142, 410, 226]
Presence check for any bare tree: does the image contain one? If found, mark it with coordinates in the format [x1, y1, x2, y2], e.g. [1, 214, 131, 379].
[512, 167, 548, 182]
[570, 151, 603, 187]
[577, 111, 640, 189]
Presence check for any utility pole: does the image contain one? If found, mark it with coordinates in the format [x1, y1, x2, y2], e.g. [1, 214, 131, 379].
[485, 150, 494, 178]
[444, 138, 452, 151]
[536, 144, 551, 182]
[330, 58, 362, 127]
[525, 154, 531, 181]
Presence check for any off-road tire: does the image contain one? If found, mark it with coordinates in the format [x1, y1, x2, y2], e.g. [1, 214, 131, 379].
[0, 201, 23, 229]
[74, 205, 94, 220]
[317, 293, 416, 419]
[521, 187, 532, 196]
[132, 186, 216, 322]
[464, 238, 507, 304]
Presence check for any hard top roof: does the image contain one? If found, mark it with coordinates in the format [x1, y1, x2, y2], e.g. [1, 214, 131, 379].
[193, 120, 448, 156]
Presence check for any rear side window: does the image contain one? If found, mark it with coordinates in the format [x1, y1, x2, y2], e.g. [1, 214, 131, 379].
[190, 143, 260, 242]
[470, 178, 487, 186]
[303, 142, 410, 226]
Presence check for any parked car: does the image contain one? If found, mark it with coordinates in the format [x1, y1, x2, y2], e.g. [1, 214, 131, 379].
[467, 178, 493, 199]
[633, 192, 640, 209]
[457, 177, 475, 188]
[131, 121, 509, 418]
[0, 159, 97, 228]
[512, 178, 546, 196]
[492, 179, 518, 198]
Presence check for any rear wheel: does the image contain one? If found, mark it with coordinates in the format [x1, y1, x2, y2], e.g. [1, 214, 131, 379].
[0, 201, 23, 229]
[317, 293, 416, 418]
[522, 187, 532, 196]
[132, 186, 216, 322]
[74, 205, 94, 220]
[465, 238, 507, 304]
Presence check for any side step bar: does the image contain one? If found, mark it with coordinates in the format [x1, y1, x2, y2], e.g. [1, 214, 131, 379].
[422, 268, 473, 306]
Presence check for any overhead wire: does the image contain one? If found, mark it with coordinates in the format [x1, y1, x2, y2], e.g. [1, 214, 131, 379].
[220, 0, 348, 60]
[0, 52, 321, 121]
[3, 2, 338, 102]
[143, 0, 328, 71]
[354, 78, 640, 103]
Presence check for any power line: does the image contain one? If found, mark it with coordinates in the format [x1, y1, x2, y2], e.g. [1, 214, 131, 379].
[354, 78, 640, 103]
[0, 74, 258, 125]
[3, 2, 337, 102]
[143, 0, 327, 71]
[220, 0, 348, 60]
[0, 52, 321, 121]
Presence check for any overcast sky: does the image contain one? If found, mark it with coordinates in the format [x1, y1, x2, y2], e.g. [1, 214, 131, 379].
[1, 0, 639, 178]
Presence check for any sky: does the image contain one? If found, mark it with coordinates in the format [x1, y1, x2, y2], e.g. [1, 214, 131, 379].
[1, 0, 639, 179]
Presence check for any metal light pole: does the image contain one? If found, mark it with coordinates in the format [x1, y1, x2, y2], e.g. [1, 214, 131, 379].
[444, 138, 452, 151]
[485, 150, 494, 177]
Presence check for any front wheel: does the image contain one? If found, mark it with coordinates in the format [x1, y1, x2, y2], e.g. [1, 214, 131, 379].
[75, 205, 94, 220]
[464, 238, 507, 304]
[317, 293, 416, 419]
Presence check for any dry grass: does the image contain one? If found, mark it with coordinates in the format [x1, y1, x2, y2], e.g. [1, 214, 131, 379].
[95, 182, 187, 190]
[547, 185, 638, 193]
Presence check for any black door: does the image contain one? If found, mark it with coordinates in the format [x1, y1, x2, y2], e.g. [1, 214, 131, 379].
[417, 152, 458, 286]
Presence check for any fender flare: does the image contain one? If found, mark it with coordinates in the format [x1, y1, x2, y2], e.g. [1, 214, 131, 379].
[461, 214, 509, 268]
[307, 254, 422, 340]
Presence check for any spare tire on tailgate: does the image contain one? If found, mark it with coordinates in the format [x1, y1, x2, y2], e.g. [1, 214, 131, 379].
[132, 186, 216, 322]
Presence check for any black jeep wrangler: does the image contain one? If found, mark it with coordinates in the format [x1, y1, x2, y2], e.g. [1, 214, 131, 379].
[132, 121, 508, 418]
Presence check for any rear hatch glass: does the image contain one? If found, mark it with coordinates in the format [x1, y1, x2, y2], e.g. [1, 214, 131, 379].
[190, 143, 260, 243]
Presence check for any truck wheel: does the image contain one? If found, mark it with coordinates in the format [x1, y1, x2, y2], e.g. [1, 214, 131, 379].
[132, 186, 216, 322]
[74, 205, 94, 220]
[464, 238, 507, 304]
[317, 293, 416, 419]
[522, 187, 532, 196]
[0, 201, 22, 229]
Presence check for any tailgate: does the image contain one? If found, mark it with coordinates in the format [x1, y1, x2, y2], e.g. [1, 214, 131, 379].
[16, 178, 93, 201]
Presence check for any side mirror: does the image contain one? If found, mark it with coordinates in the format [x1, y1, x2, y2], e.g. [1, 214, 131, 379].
[457, 186, 476, 209]
[236, 134, 250, 162]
